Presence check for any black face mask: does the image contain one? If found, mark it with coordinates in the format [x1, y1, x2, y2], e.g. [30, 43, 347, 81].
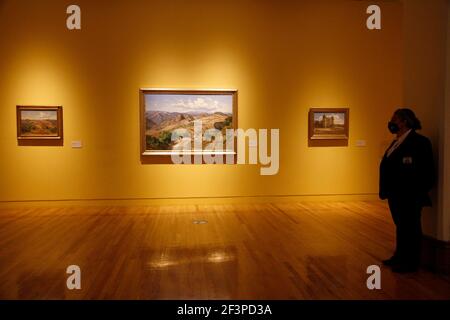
[388, 121, 399, 134]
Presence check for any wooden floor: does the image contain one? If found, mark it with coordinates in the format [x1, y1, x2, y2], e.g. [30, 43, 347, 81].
[0, 201, 449, 300]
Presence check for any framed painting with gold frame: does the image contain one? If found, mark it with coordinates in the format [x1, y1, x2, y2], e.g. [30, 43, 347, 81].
[16, 106, 63, 142]
[308, 108, 349, 147]
[140, 88, 238, 160]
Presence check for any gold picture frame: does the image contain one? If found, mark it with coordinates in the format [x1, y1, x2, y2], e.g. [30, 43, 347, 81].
[308, 108, 349, 147]
[16, 106, 63, 144]
[140, 88, 238, 161]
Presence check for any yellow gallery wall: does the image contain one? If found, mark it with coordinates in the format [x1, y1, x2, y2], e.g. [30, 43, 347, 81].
[0, 0, 403, 202]
[402, 0, 449, 240]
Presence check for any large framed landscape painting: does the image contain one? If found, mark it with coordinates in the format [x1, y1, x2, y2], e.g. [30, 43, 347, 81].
[140, 89, 237, 156]
[16, 106, 63, 141]
[308, 108, 349, 147]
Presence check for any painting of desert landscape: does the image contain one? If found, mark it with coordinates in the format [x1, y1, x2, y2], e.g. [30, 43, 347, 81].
[17, 107, 62, 139]
[310, 108, 349, 140]
[142, 91, 236, 153]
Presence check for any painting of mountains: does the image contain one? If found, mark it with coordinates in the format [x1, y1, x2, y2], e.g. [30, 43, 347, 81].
[17, 106, 63, 139]
[141, 90, 236, 153]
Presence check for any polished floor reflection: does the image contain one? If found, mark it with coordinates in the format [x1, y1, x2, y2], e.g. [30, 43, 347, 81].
[0, 201, 449, 299]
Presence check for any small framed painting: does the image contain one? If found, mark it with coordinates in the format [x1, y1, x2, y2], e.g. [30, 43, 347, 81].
[16, 106, 63, 141]
[308, 108, 349, 146]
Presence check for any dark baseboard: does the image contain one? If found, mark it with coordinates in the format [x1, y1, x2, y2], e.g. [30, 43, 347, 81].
[421, 235, 450, 275]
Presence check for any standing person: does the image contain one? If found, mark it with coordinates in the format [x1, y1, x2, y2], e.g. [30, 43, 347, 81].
[379, 108, 434, 273]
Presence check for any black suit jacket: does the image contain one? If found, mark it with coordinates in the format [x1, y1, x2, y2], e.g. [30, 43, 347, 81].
[379, 130, 434, 206]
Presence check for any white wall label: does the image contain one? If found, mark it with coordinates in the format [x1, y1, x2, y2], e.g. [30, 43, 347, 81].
[66, 5, 81, 30]
[366, 5, 381, 30]
[71, 141, 83, 148]
[355, 140, 367, 147]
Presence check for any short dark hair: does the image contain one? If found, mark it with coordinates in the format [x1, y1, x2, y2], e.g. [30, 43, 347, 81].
[394, 108, 422, 130]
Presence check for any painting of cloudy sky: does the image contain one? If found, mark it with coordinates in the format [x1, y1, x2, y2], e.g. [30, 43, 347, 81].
[313, 112, 345, 125]
[21, 110, 57, 121]
[145, 94, 233, 114]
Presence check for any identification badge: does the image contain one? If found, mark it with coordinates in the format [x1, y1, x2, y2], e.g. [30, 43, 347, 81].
[403, 157, 413, 164]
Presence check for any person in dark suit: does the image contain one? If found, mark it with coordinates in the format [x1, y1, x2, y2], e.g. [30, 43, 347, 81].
[379, 108, 434, 273]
